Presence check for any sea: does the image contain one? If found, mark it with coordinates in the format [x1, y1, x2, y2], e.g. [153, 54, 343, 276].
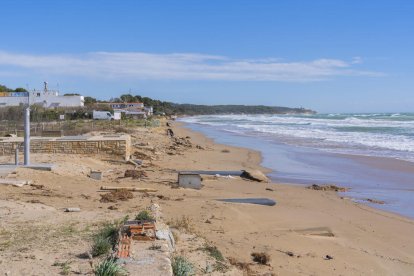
[180, 113, 414, 219]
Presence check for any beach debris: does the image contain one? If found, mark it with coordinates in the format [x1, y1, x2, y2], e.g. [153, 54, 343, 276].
[0, 179, 32, 187]
[124, 169, 148, 179]
[127, 159, 142, 167]
[133, 151, 153, 160]
[100, 186, 157, 192]
[156, 194, 170, 200]
[307, 184, 348, 192]
[325, 255, 334, 260]
[30, 184, 45, 189]
[89, 170, 103, 180]
[80, 194, 91, 199]
[214, 174, 236, 179]
[251, 252, 271, 265]
[178, 172, 202, 189]
[27, 199, 43, 204]
[241, 169, 270, 182]
[108, 205, 118, 210]
[64, 207, 81, 212]
[167, 128, 174, 137]
[217, 198, 276, 206]
[196, 145, 205, 150]
[295, 227, 335, 237]
[365, 198, 386, 204]
[180, 170, 243, 176]
[265, 188, 274, 191]
[100, 189, 134, 203]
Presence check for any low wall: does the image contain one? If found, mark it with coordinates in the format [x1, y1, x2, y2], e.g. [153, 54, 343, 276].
[0, 134, 131, 160]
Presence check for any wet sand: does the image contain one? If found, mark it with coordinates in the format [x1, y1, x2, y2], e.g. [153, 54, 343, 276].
[183, 121, 414, 219]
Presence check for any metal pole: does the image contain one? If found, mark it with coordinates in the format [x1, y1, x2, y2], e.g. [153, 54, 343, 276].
[15, 148, 19, 165]
[24, 106, 30, 165]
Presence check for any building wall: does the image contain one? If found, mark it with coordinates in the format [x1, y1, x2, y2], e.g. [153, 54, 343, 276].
[0, 91, 84, 108]
[0, 135, 131, 160]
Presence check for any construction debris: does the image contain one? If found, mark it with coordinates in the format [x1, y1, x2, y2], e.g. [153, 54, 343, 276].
[217, 198, 276, 206]
[0, 179, 32, 187]
[100, 186, 157, 192]
[100, 189, 134, 203]
[64, 207, 81, 212]
[178, 173, 202, 189]
[89, 170, 103, 180]
[307, 184, 348, 192]
[124, 169, 148, 179]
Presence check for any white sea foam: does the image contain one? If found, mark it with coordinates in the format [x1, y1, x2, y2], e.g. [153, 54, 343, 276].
[181, 113, 414, 162]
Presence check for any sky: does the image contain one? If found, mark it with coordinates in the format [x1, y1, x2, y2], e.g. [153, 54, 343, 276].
[0, 0, 413, 113]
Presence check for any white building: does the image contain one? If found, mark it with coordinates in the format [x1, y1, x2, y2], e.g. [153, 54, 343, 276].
[0, 83, 84, 108]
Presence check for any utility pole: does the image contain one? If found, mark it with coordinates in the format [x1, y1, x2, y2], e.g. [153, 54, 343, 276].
[24, 96, 30, 166]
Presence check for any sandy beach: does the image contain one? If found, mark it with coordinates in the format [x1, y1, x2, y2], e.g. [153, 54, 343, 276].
[1, 121, 414, 275]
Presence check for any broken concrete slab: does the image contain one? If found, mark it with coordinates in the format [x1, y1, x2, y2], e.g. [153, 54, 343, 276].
[179, 170, 243, 176]
[0, 179, 32, 187]
[89, 170, 103, 180]
[178, 173, 202, 189]
[217, 198, 276, 206]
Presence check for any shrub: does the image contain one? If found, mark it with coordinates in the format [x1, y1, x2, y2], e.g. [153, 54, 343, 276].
[171, 256, 194, 276]
[91, 222, 120, 257]
[200, 244, 224, 262]
[251, 252, 270, 265]
[135, 210, 154, 221]
[91, 236, 112, 257]
[94, 258, 127, 276]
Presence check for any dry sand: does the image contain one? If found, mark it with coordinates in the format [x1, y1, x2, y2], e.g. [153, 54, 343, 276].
[0, 121, 413, 275]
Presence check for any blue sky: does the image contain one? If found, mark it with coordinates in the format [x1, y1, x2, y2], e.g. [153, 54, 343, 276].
[0, 0, 413, 113]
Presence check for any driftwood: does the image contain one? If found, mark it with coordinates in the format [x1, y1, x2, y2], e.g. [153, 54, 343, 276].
[100, 186, 157, 192]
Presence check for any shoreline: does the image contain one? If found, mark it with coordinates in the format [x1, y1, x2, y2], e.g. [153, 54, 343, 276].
[169, 122, 414, 275]
[180, 120, 414, 219]
[174, 122, 414, 222]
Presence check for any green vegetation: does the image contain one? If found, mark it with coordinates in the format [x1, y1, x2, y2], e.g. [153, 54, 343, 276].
[0, 84, 27, 92]
[91, 222, 120, 257]
[171, 256, 194, 276]
[135, 210, 154, 221]
[94, 258, 127, 276]
[105, 93, 316, 115]
[199, 244, 224, 262]
[52, 260, 72, 275]
[91, 235, 112, 257]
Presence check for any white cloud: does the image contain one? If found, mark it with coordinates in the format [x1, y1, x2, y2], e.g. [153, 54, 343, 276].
[0, 50, 382, 81]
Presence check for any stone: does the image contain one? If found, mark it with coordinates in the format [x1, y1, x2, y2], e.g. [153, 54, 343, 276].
[241, 169, 270, 182]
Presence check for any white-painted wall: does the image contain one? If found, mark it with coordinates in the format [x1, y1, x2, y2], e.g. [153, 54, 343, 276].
[0, 91, 84, 108]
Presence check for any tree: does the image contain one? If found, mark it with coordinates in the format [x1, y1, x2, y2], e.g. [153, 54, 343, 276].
[14, 87, 28, 92]
[84, 96, 97, 106]
[120, 94, 137, 103]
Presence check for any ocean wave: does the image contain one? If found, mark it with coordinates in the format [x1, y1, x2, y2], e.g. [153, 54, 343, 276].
[180, 113, 414, 161]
